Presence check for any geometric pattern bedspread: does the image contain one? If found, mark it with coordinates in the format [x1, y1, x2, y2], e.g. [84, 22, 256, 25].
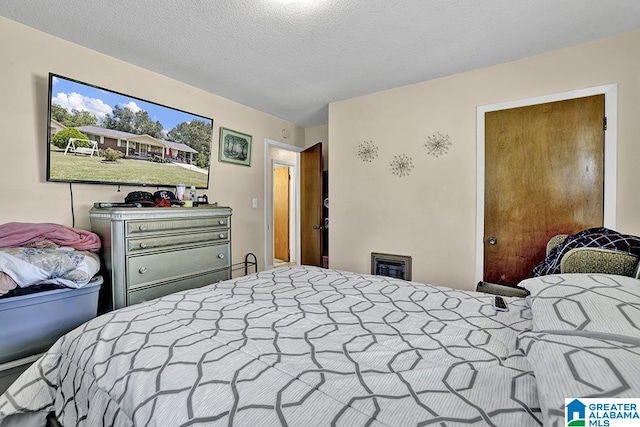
[0, 266, 542, 426]
[3, 267, 640, 426]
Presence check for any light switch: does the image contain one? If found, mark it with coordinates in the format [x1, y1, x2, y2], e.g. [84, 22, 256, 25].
[252, 198, 258, 208]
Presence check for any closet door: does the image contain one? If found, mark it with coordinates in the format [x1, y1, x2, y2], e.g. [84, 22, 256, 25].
[484, 95, 605, 285]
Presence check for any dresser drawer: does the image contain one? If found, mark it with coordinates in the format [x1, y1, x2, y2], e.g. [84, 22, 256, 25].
[127, 244, 230, 290]
[127, 269, 229, 306]
[127, 229, 229, 253]
[126, 217, 229, 235]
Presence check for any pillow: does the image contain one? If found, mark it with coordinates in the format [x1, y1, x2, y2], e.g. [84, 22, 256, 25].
[519, 331, 640, 427]
[519, 274, 640, 337]
[519, 273, 640, 425]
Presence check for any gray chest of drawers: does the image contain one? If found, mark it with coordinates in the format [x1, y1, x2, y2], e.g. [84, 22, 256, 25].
[89, 206, 232, 312]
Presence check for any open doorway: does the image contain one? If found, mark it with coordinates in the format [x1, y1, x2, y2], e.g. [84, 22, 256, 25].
[264, 140, 302, 270]
[273, 161, 296, 267]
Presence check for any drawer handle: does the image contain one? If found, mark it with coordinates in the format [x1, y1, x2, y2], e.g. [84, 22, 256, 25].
[218, 254, 225, 259]
[138, 225, 147, 231]
[219, 220, 225, 225]
[139, 267, 148, 274]
[219, 233, 226, 239]
[139, 242, 148, 249]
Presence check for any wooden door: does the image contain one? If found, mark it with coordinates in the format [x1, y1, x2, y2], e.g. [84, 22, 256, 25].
[274, 166, 290, 262]
[300, 143, 323, 266]
[484, 95, 605, 285]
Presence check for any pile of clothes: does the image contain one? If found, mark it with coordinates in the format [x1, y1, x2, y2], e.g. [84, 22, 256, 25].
[0, 222, 101, 296]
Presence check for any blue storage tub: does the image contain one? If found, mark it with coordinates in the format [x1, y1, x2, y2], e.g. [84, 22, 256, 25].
[0, 276, 102, 364]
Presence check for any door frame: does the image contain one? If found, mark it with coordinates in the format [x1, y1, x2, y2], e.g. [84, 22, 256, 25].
[264, 139, 303, 270]
[475, 84, 618, 282]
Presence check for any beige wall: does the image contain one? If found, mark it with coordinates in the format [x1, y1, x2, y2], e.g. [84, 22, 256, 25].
[328, 30, 640, 290]
[5, 17, 640, 289]
[0, 17, 304, 271]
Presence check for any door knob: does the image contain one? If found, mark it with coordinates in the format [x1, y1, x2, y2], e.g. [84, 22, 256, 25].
[487, 236, 497, 245]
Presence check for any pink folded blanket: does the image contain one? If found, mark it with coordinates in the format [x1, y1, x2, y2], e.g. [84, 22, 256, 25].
[0, 222, 101, 252]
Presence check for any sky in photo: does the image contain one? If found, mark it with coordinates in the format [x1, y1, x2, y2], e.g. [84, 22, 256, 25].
[50, 75, 212, 133]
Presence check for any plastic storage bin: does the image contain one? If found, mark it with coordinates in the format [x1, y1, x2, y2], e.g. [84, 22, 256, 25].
[0, 276, 102, 364]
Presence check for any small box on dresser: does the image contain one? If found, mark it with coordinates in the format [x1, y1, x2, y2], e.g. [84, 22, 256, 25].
[90, 205, 232, 312]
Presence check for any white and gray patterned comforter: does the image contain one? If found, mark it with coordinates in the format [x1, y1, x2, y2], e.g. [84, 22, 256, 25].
[1, 266, 639, 426]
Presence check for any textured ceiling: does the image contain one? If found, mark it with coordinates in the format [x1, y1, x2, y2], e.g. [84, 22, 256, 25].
[1, 0, 640, 127]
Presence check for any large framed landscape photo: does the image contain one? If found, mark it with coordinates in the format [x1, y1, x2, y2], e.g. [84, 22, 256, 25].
[219, 127, 252, 167]
[46, 73, 214, 189]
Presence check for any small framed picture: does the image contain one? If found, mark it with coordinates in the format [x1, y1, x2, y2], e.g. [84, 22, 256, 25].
[219, 127, 252, 166]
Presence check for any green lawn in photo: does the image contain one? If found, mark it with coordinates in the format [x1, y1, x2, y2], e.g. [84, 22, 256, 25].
[49, 148, 208, 187]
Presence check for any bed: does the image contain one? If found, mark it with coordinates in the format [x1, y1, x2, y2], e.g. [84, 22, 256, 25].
[0, 266, 639, 426]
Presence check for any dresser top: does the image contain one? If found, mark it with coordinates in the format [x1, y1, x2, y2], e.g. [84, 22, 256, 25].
[89, 205, 232, 221]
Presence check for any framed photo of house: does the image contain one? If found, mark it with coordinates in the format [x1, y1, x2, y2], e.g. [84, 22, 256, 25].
[371, 252, 412, 281]
[219, 127, 252, 166]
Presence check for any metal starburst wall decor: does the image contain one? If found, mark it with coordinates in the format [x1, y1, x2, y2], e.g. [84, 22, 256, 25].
[356, 140, 379, 162]
[389, 153, 414, 177]
[424, 132, 452, 157]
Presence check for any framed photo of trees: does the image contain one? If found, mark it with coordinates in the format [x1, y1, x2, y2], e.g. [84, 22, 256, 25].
[219, 127, 252, 166]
